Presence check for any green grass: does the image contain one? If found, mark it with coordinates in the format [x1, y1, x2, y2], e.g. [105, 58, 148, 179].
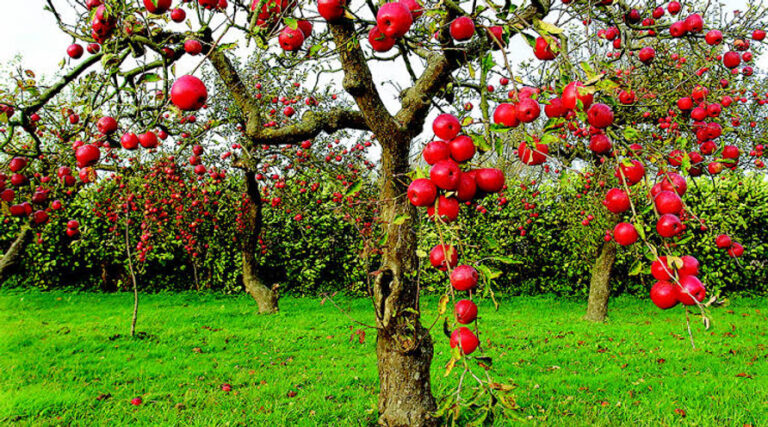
[0, 291, 766, 426]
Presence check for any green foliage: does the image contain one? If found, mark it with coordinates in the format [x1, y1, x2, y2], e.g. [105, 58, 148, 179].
[2, 172, 767, 297]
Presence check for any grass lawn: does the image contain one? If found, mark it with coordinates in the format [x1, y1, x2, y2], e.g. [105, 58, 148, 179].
[0, 290, 766, 426]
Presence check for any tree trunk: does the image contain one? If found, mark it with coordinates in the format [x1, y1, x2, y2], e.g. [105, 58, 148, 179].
[373, 140, 437, 426]
[0, 227, 33, 286]
[242, 171, 279, 314]
[584, 240, 617, 322]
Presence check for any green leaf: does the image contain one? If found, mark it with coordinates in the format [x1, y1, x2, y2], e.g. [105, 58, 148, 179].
[628, 260, 643, 276]
[634, 223, 646, 241]
[284, 17, 298, 30]
[392, 214, 410, 225]
[344, 181, 362, 197]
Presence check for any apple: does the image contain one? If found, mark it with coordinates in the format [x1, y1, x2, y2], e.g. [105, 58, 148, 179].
[561, 81, 593, 110]
[97, 116, 118, 135]
[533, 36, 558, 60]
[705, 29, 723, 45]
[654, 191, 683, 215]
[450, 327, 479, 354]
[170, 8, 186, 22]
[407, 178, 437, 207]
[139, 131, 159, 149]
[143, 0, 171, 14]
[589, 134, 612, 154]
[678, 276, 705, 306]
[450, 265, 478, 291]
[9, 157, 27, 172]
[602, 188, 630, 213]
[544, 98, 567, 118]
[613, 222, 638, 246]
[667, 1, 681, 14]
[684, 14, 703, 33]
[297, 20, 313, 37]
[377, 2, 413, 39]
[279, 27, 305, 51]
[368, 26, 396, 52]
[669, 21, 687, 37]
[67, 44, 84, 59]
[428, 195, 459, 222]
[753, 29, 766, 41]
[317, 0, 346, 21]
[130, 396, 143, 406]
[619, 90, 636, 104]
[474, 168, 504, 193]
[715, 234, 732, 249]
[615, 160, 645, 186]
[651, 256, 673, 281]
[184, 40, 203, 55]
[456, 172, 477, 201]
[515, 98, 540, 123]
[399, 0, 423, 19]
[679, 255, 699, 277]
[650, 281, 679, 309]
[727, 242, 744, 258]
[587, 103, 614, 128]
[75, 144, 100, 168]
[432, 113, 461, 140]
[430, 244, 458, 270]
[429, 159, 460, 190]
[455, 299, 477, 324]
[660, 172, 687, 196]
[0, 189, 14, 203]
[723, 51, 741, 69]
[656, 214, 683, 238]
[450, 17, 475, 41]
[493, 103, 519, 127]
[171, 75, 208, 111]
[449, 135, 475, 162]
[518, 142, 548, 165]
[638, 47, 655, 64]
[422, 140, 451, 165]
[121, 133, 140, 150]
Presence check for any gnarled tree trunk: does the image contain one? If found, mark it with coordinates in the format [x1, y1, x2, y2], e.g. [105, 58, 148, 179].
[373, 145, 437, 426]
[0, 227, 33, 286]
[584, 240, 617, 322]
[242, 171, 278, 314]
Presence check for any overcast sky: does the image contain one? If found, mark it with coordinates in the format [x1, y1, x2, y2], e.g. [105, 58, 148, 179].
[0, 1, 763, 112]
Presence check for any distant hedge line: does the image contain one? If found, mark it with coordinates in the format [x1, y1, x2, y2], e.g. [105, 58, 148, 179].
[2, 172, 766, 298]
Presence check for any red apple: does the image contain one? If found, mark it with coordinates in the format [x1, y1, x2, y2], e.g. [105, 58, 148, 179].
[407, 178, 437, 207]
[650, 281, 679, 309]
[450, 265, 478, 291]
[377, 2, 413, 39]
[450, 17, 475, 41]
[678, 275, 705, 306]
[171, 75, 208, 111]
[430, 244, 457, 271]
[613, 222, 638, 246]
[450, 327, 479, 354]
[455, 299, 478, 324]
[422, 140, 451, 165]
[656, 214, 683, 238]
[432, 113, 461, 140]
[602, 188, 630, 213]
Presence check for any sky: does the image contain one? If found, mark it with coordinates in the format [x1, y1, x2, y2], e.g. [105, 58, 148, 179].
[0, 0, 763, 121]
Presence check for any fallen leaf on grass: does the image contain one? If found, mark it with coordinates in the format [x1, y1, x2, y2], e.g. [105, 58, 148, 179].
[287, 390, 298, 398]
[736, 372, 753, 378]
[95, 393, 111, 401]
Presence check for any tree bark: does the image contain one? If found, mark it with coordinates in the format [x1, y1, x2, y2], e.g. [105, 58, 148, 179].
[0, 227, 33, 286]
[242, 171, 279, 314]
[372, 146, 437, 426]
[584, 240, 617, 322]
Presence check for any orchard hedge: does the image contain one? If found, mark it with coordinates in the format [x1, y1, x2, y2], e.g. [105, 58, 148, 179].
[2, 172, 766, 297]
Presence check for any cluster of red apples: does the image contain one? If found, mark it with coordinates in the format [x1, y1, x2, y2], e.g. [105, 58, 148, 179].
[407, 113, 505, 222]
